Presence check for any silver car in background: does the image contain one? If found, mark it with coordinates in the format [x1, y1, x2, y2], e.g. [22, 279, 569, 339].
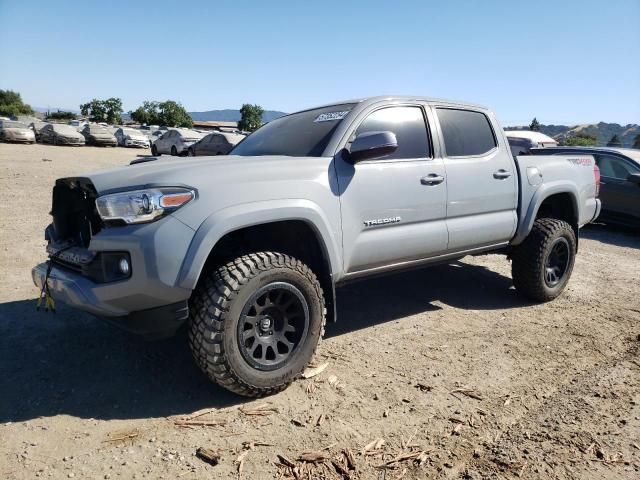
[187, 131, 245, 156]
[115, 128, 150, 148]
[39, 123, 85, 146]
[0, 120, 36, 143]
[80, 124, 118, 147]
[151, 128, 203, 156]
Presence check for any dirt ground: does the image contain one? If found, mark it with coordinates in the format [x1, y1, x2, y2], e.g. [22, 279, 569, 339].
[0, 142, 638, 480]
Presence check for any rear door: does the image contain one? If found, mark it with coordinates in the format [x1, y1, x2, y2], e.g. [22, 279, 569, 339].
[596, 153, 640, 222]
[207, 134, 223, 155]
[157, 131, 172, 153]
[335, 104, 448, 275]
[432, 107, 518, 251]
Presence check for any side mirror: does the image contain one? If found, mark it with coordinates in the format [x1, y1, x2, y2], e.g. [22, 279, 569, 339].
[348, 131, 398, 162]
[628, 173, 640, 185]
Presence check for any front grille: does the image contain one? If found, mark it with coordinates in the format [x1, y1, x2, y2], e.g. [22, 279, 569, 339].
[49, 179, 102, 247]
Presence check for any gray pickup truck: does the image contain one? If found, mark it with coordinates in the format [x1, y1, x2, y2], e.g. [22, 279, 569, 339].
[33, 96, 601, 397]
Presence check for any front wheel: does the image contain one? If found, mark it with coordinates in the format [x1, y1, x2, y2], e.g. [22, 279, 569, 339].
[151, 144, 158, 156]
[511, 218, 576, 302]
[189, 252, 326, 397]
[187, 148, 195, 156]
[171, 146, 178, 156]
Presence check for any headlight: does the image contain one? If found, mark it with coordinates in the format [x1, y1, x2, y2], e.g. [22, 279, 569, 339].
[95, 187, 195, 224]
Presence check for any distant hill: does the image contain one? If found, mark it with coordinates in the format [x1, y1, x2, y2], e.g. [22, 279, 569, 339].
[506, 122, 640, 147]
[188, 109, 287, 122]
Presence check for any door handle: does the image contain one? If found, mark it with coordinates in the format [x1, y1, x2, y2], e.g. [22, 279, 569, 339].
[493, 169, 512, 179]
[421, 174, 445, 185]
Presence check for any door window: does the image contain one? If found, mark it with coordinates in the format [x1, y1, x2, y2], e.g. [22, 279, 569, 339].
[436, 108, 497, 157]
[596, 154, 636, 180]
[353, 106, 431, 160]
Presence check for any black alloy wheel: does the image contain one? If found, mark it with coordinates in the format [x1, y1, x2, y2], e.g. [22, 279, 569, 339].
[544, 237, 570, 287]
[237, 282, 309, 371]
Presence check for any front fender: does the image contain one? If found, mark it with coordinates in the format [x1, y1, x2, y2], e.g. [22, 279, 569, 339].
[511, 181, 579, 245]
[177, 199, 342, 290]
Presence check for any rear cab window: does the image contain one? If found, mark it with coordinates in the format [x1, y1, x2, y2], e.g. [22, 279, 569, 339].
[436, 108, 497, 157]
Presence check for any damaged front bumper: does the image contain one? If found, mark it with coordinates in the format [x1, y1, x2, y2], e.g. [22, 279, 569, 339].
[32, 215, 196, 339]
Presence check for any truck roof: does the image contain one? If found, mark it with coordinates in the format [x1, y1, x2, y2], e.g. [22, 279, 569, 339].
[296, 95, 490, 115]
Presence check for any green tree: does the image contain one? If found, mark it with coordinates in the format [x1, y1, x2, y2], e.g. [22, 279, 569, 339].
[562, 132, 597, 147]
[633, 133, 640, 149]
[606, 134, 622, 147]
[46, 110, 76, 120]
[129, 101, 160, 125]
[529, 117, 541, 132]
[157, 100, 192, 127]
[129, 100, 192, 127]
[0, 89, 33, 117]
[238, 104, 264, 132]
[80, 98, 123, 124]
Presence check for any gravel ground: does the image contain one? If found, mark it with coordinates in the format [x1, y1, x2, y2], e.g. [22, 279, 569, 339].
[0, 142, 639, 479]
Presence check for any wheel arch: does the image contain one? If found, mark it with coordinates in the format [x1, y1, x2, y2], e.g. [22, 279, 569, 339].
[178, 200, 341, 322]
[512, 182, 579, 246]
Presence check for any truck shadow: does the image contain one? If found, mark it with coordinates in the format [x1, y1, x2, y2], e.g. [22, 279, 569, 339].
[0, 260, 525, 423]
[328, 260, 527, 338]
[581, 223, 640, 249]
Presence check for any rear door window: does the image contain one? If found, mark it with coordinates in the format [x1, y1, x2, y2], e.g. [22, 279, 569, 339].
[436, 108, 497, 157]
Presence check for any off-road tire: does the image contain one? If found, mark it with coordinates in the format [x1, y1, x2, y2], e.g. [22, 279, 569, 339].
[189, 252, 326, 397]
[511, 218, 576, 302]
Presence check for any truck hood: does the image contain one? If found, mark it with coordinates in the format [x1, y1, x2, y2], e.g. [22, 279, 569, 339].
[58, 154, 335, 230]
[74, 155, 318, 194]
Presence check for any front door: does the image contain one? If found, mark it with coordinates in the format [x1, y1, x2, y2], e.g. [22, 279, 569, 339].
[335, 104, 448, 275]
[432, 107, 518, 251]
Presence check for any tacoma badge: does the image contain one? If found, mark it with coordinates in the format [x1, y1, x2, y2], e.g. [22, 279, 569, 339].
[363, 216, 402, 227]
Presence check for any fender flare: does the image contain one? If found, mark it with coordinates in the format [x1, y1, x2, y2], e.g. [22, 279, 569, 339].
[511, 181, 579, 245]
[177, 199, 342, 290]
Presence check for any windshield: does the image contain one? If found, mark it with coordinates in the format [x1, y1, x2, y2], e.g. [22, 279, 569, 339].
[231, 104, 355, 157]
[86, 126, 110, 134]
[52, 124, 78, 133]
[2, 121, 28, 129]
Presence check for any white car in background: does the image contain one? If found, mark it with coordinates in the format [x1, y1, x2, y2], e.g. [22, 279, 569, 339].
[506, 130, 558, 156]
[0, 120, 36, 143]
[151, 128, 203, 156]
[114, 127, 150, 148]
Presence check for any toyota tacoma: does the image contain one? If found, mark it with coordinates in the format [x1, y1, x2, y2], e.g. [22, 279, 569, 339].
[33, 96, 601, 397]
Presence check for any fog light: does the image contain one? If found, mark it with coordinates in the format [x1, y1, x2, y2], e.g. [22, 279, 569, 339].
[118, 258, 130, 275]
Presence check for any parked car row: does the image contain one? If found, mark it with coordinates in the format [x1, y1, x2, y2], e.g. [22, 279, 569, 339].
[2, 116, 247, 155]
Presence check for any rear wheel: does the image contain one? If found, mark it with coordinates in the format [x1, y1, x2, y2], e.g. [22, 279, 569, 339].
[511, 218, 576, 302]
[151, 144, 158, 156]
[189, 252, 325, 397]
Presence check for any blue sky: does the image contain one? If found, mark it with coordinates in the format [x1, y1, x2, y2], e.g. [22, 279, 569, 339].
[1, 0, 638, 125]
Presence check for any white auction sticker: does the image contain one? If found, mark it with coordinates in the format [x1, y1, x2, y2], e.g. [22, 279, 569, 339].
[314, 111, 350, 122]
